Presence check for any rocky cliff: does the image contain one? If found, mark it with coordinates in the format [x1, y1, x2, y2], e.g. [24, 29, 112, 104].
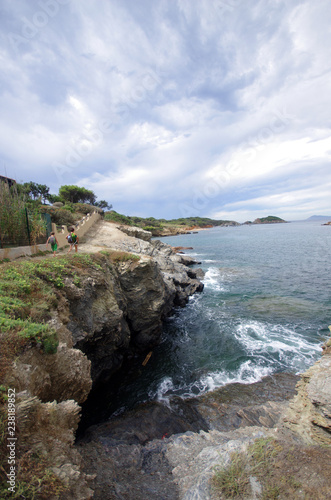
[2, 223, 330, 499]
[2, 225, 204, 498]
[78, 345, 331, 500]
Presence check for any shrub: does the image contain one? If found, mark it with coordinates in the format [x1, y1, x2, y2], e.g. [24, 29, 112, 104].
[99, 250, 140, 263]
[104, 211, 133, 225]
[74, 203, 94, 215]
[62, 204, 75, 213]
[51, 209, 75, 226]
[0, 183, 47, 247]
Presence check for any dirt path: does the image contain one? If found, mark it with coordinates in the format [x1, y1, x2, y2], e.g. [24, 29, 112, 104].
[14, 221, 132, 261]
[77, 220, 133, 254]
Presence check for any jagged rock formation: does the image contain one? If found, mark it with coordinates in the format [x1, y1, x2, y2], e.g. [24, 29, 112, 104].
[5, 222, 330, 499]
[67, 228, 204, 384]
[17, 394, 93, 499]
[283, 347, 331, 445]
[77, 373, 298, 498]
[118, 225, 152, 241]
[5, 223, 204, 498]
[78, 349, 331, 499]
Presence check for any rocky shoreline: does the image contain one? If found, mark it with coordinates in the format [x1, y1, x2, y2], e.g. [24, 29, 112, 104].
[4, 221, 331, 499]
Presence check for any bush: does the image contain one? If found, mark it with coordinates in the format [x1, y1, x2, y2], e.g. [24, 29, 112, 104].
[104, 211, 133, 225]
[62, 204, 75, 213]
[51, 209, 75, 226]
[73, 203, 94, 215]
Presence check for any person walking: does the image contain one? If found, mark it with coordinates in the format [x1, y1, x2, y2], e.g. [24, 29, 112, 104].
[66, 228, 79, 253]
[46, 232, 59, 256]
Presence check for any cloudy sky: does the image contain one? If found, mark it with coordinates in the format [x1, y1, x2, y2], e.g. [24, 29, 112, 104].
[1, 0, 331, 222]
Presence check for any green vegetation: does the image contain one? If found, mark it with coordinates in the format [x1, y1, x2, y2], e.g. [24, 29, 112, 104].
[211, 437, 302, 499]
[0, 178, 113, 247]
[59, 184, 96, 204]
[99, 249, 140, 263]
[104, 211, 134, 225]
[0, 182, 46, 248]
[0, 253, 108, 498]
[0, 446, 66, 499]
[0, 254, 104, 379]
[104, 211, 237, 235]
[257, 216, 286, 223]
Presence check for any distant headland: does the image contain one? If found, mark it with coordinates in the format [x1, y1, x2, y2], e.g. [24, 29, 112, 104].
[243, 215, 287, 225]
[104, 212, 287, 236]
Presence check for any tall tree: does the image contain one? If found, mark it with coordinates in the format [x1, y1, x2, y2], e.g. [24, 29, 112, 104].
[37, 184, 50, 204]
[95, 200, 113, 210]
[59, 185, 96, 204]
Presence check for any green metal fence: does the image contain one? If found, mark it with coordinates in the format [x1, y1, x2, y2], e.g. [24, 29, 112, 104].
[0, 210, 50, 249]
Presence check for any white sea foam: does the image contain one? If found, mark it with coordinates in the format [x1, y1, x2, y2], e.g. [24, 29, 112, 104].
[156, 377, 175, 406]
[203, 267, 225, 291]
[234, 320, 322, 371]
[198, 362, 273, 392]
[154, 362, 274, 402]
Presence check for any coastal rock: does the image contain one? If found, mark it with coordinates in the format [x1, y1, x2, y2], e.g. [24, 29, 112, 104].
[118, 225, 152, 241]
[63, 264, 132, 384]
[3, 222, 205, 499]
[60, 250, 203, 385]
[79, 360, 331, 500]
[283, 349, 331, 446]
[115, 257, 174, 349]
[16, 392, 93, 499]
[78, 373, 299, 498]
[8, 342, 92, 404]
[70, 222, 205, 384]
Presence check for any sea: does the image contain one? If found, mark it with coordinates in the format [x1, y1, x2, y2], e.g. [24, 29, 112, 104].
[109, 220, 331, 415]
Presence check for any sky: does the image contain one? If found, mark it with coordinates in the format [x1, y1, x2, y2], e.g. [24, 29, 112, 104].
[1, 0, 331, 223]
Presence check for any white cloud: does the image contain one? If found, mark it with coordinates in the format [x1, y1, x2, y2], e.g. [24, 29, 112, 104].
[0, 0, 331, 219]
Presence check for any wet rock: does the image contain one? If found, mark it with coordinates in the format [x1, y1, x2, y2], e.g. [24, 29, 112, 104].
[78, 373, 300, 499]
[182, 372, 299, 432]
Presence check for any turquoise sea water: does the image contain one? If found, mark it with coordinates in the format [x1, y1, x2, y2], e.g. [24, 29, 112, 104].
[112, 221, 331, 413]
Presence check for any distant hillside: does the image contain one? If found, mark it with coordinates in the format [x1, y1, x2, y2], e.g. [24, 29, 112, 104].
[104, 212, 240, 236]
[305, 215, 331, 221]
[244, 216, 287, 225]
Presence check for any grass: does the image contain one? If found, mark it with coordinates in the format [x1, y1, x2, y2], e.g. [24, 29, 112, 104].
[0, 253, 108, 382]
[0, 251, 142, 498]
[0, 253, 108, 499]
[0, 449, 66, 499]
[212, 450, 250, 498]
[99, 249, 140, 263]
[211, 437, 302, 499]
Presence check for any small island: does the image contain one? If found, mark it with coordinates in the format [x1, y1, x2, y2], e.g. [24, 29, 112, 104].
[243, 215, 287, 225]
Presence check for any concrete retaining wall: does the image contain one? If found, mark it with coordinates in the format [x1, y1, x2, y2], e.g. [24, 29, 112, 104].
[0, 210, 101, 261]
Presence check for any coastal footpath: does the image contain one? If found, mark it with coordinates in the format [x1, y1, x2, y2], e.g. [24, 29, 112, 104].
[1, 221, 330, 499]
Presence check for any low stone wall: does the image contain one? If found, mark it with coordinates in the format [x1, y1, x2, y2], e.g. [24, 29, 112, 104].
[0, 210, 101, 260]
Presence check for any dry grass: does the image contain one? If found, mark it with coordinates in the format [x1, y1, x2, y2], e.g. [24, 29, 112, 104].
[211, 436, 331, 499]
